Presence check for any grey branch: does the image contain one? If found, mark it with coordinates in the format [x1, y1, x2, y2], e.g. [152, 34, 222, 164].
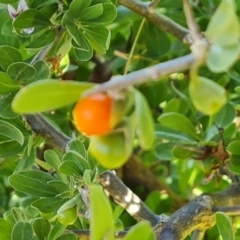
[25, 114, 71, 150]
[83, 54, 195, 97]
[155, 184, 240, 240]
[98, 171, 164, 226]
[118, 0, 190, 43]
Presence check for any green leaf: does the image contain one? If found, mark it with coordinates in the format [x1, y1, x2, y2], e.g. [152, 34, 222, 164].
[214, 103, 235, 128]
[0, 0, 17, 2]
[0, 46, 22, 71]
[0, 72, 20, 94]
[11, 207, 28, 222]
[13, 9, 51, 28]
[123, 221, 155, 240]
[89, 184, 114, 240]
[12, 80, 94, 113]
[0, 93, 18, 119]
[67, 25, 91, 53]
[155, 125, 196, 143]
[79, 4, 103, 21]
[12, 222, 33, 240]
[48, 221, 66, 240]
[0, 141, 26, 158]
[83, 26, 110, 54]
[26, 28, 56, 50]
[0, 156, 18, 170]
[0, 120, 24, 145]
[134, 89, 154, 150]
[206, 0, 240, 46]
[69, 140, 86, 158]
[44, 149, 62, 171]
[69, 0, 91, 17]
[58, 160, 83, 177]
[56, 233, 77, 240]
[74, 44, 93, 61]
[215, 212, 235, 240]
[8, 170, 60, 197]
[172, 145, 195, 159]
[189, 76, 227, 115]
[207, 44, 240, 73]
[7, 62, 36, 83]
[227, 140, 240, 156]
[32, 60, 50, 82]
[32, 197, 65, 213]
[33, 218, 51, 239]
[158, 112, 200, 140]
[62, 151, 87, 170]
[155, 142, 174, 160]
[86, 3, 117, 24]
[48, 180, 69, 193]
[0, 218, 13, 240]
[57, 195, 82, 213]
[16, 148, 35, 171]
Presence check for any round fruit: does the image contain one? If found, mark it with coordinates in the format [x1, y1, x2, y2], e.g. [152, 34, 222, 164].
[73, 93, 113, 136]
[89, 131, 131, 169]
[57, 207, 77, 226]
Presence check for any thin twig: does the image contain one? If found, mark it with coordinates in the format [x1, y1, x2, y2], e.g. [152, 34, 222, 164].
[124, 18, 146, 75]
[182, 0, 201, 42]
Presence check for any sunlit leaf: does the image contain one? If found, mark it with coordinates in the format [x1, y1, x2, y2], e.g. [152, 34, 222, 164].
[207, 44, 240, 73]
[134, 89, 154, 150]
[89, 184, 114, 240]
[123, 221, 155, 240]
[12, 80, 94, 113]
[206, 0, 240, 46]
[215, 212, 234, 240]
[189, 76, 227, 115]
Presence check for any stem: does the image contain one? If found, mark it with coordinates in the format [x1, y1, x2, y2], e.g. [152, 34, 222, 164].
[83, 54, 196, 96]
[124, 18, 146, 75]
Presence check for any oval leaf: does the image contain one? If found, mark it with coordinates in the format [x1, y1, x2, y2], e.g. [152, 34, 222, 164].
[0, 120, 24, 145]
[189, 76, 227, 115]
[227, 140, 240, 156]
[89, 184, 114, 240]
[158, 112, 200, 140]
[8, 170, 60, 197]
[0, 46, 22, 71]
[206, 0, 240, 46]
[12, 80, 94, 113]
[215, 212, 235, 240]
[124, 221, 155, 240]
[7, 62, 37, 82]
[134, 89, 154, 150]
[0, 72, 20, 94]
[207, 44, 240, 73]
[33, 218, 51, 240]
[12, 222, 33, 240]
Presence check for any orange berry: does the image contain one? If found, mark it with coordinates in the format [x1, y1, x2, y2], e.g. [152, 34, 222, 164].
[73, 93, 113, 136]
